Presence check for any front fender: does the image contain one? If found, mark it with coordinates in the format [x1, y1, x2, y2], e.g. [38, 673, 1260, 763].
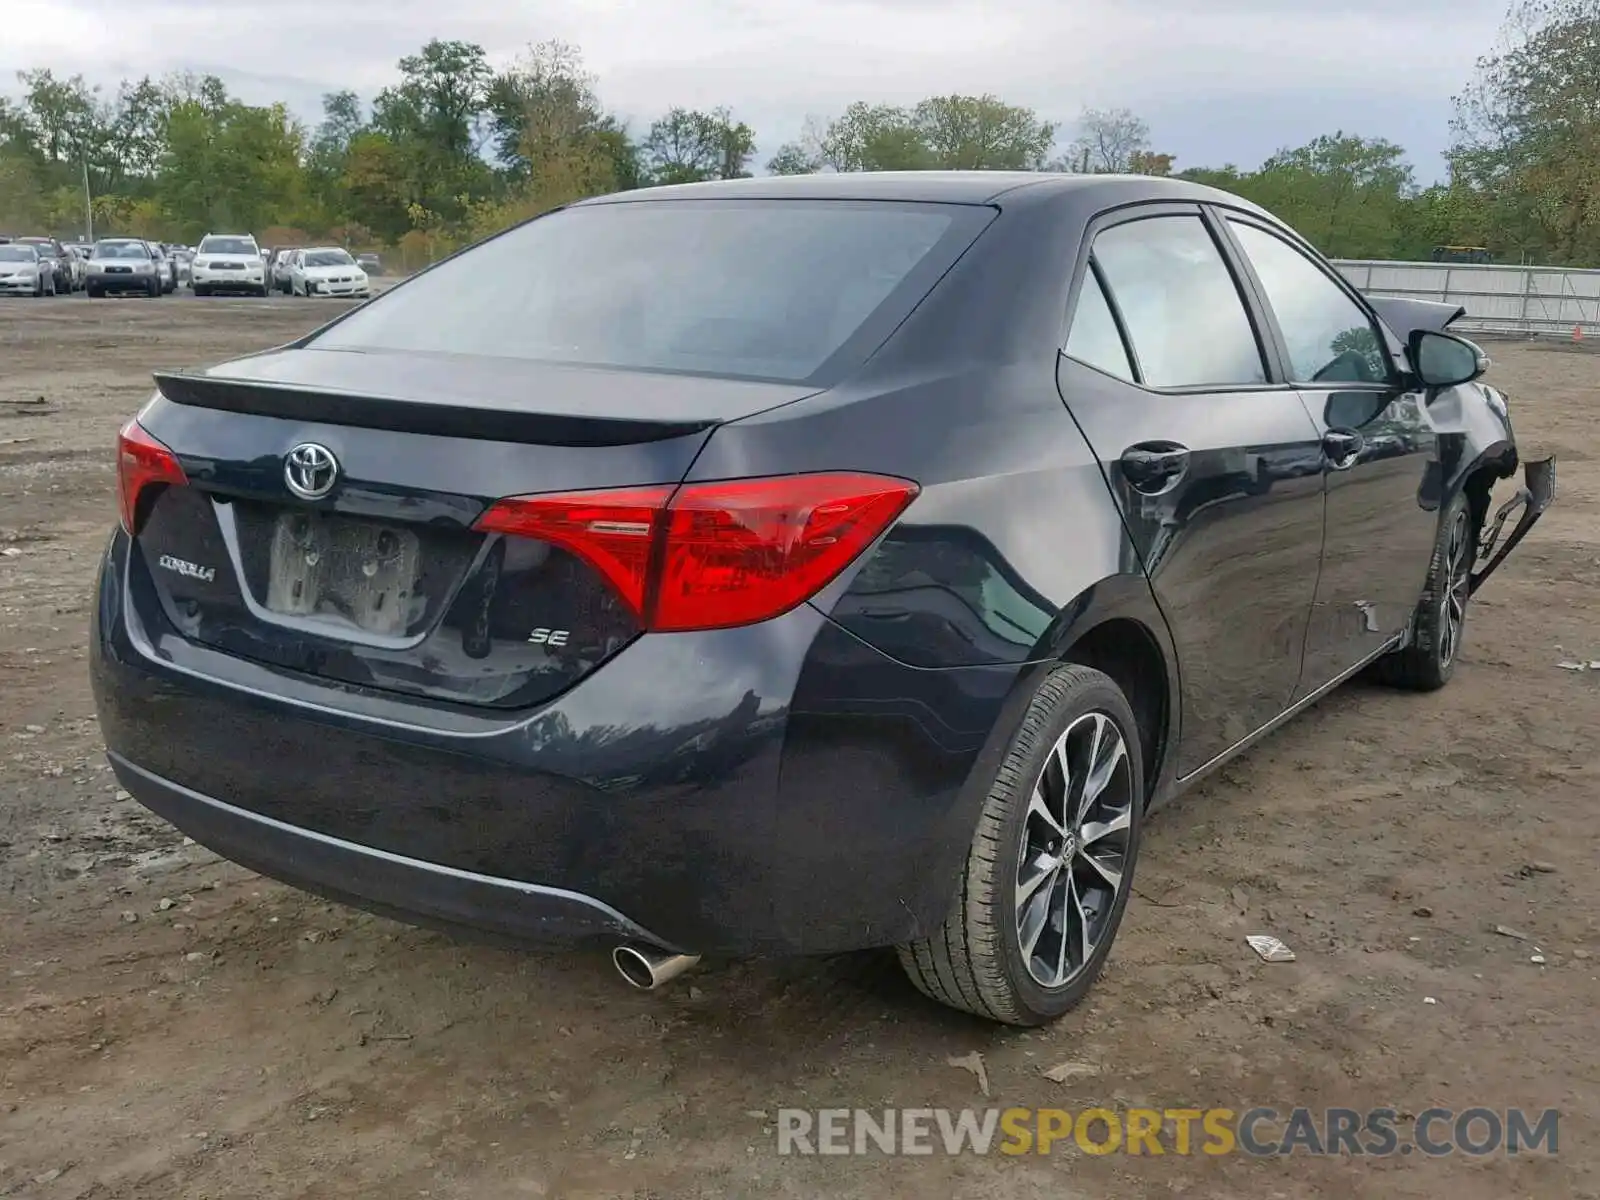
[1426, 380, 1555, 593]
[1434, 380, 1519, 502]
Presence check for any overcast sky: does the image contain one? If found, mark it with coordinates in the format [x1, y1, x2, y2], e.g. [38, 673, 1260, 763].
[8, 0, 1508, 178]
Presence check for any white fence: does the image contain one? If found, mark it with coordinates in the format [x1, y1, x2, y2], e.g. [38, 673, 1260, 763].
[1333, 259, 1600, 338]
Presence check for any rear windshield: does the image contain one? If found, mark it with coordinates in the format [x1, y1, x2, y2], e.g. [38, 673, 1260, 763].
[310, 199, 988, 383]
[199, 237, 257, 255]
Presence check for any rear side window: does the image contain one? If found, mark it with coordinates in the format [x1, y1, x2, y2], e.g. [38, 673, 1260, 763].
[310, 199, 989, 384]
[1091, 216, 1266, 389]
[1065, 268, 1133, 381]
[1227, 220, 1394, 386]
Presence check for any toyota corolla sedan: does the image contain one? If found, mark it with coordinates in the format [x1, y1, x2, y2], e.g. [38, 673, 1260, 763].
[91, 173, 1553, 1025]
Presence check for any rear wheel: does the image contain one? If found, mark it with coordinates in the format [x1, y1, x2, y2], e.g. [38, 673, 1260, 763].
[897, 664, 1144, 1025]
[1373, 490, 1474, 691]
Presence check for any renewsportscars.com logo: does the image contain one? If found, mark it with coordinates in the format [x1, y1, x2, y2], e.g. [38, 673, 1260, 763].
[774, 1106, 1560, 1158]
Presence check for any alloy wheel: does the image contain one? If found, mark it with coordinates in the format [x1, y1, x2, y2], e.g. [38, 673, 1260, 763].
[1439, 508, 1471, 666]
[1014, 710, 1135, 989]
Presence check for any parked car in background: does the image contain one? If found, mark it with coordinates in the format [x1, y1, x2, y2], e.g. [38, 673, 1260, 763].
[0, 243, 56, 296]
[355, 252, 382, 275]
[86, 238, 164, 297]
[192, 233, 266, 296]
[14, 236, 73, 294]
[269, 248, 300, 294]
[148, 242, 178, 293]
[168, 248, 193, 287]
[62, 245, 90, 291]
[288, 246, 370, 298]
[91, 173, 1555, 1026]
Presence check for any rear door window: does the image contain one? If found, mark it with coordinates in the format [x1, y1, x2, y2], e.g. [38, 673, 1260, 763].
[310, 199, 994, 384]
[1090, 215, 1267, 389]
[1064, 268, 1134, 381]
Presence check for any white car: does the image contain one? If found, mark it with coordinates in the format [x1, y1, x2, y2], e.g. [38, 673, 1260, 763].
[192, 234, 267, 297]
[0, 244, 55, 296]
[288, 247, 371, 299]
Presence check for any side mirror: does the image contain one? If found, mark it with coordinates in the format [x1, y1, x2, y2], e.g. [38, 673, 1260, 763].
[1409, 329, 1489, 388]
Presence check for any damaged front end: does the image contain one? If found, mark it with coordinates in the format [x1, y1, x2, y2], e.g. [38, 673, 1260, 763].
[1471, 455, 1556, 594]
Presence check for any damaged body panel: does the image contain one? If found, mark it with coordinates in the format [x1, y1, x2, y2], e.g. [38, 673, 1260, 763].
[1363, 292, 1554, 599]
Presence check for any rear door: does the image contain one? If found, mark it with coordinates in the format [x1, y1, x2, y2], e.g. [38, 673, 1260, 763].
[1056, 204, 1327, 776]
[1216, 213, 1439, 693]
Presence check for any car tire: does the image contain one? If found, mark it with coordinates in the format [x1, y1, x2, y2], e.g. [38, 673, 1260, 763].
[149, 278, 162, 298]
[194, 285, 208, 297]
[1372, 489, 1474, 692]
[897, 663, 1144, 1026]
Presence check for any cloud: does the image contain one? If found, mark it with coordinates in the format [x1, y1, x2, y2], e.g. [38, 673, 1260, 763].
[3, 0, 1506, 174]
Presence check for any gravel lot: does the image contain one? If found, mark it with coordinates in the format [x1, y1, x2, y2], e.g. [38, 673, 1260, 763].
[1, 298, 1596, 1199]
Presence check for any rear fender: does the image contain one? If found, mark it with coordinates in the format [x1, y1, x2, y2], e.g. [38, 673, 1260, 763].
[945, 573, 1182, 838]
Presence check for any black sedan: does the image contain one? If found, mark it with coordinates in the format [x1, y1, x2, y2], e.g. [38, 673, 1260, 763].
[91, 172, 1553, 1025]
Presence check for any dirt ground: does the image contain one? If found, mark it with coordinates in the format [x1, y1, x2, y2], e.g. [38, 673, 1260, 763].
[1, 295, 1596, 1200]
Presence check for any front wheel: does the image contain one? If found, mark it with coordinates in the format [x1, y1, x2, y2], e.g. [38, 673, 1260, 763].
[897, 664, 1144, 1026]
[1373, 490, 1474, 691]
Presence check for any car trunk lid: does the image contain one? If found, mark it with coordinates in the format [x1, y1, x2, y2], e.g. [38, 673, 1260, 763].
[129, 348, 818, 708]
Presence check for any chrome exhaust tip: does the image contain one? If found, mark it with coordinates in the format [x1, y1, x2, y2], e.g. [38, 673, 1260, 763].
[612, 943, 701, 990]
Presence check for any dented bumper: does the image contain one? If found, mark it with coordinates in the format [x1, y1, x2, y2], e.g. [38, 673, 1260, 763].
[1471, 457, 1556, 594]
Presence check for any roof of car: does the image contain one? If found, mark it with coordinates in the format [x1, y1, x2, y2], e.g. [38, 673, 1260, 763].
[578, 170, 1265, 213]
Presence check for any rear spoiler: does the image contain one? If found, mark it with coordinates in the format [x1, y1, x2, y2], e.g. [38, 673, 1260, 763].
[151, 371, 717, 448]
[1366, 295, 1467, 338]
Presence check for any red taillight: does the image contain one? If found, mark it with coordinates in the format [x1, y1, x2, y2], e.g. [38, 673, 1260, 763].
[116, 418, 187, 534]
[474, 472, 919, 631]
[473, 485, 674, 620]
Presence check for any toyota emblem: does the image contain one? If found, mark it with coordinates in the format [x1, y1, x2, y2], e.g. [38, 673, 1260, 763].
[284, 442, 340, 500]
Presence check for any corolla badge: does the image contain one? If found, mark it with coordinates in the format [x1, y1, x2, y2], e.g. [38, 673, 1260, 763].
[284, 442, 340, 500]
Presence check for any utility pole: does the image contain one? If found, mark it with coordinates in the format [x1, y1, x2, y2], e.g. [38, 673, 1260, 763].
[82, 158, 93, 244]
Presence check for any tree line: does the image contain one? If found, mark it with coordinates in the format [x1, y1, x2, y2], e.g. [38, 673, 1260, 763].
[2, 0, 1597, 266]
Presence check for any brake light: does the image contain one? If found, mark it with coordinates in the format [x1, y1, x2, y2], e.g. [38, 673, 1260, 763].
[474, 472, 918, 631]
[116, 418, 187, 534]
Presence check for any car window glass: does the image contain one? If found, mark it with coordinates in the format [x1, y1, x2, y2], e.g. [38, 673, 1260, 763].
[1091, 216, 1265, 388]
[311, 200, 984, 385]
[1064, 268, 1133, 380]
[1228, 220, 1393, 385]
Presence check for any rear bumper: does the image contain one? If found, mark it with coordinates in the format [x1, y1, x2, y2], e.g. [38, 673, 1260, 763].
[91, 528, 1025, 955]
[108, 752, 679, 949]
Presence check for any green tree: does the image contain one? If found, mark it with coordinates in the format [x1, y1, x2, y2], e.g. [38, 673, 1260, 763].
[156, 85, 306, 239]
[911, 94, 1055, 169]
[642, 107, 755, 183]
[817, 103, 931, 171]
[372, 39, 494, 222]
[1451, 0, 1600, 261]
[1247, 133, 1415, 258]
